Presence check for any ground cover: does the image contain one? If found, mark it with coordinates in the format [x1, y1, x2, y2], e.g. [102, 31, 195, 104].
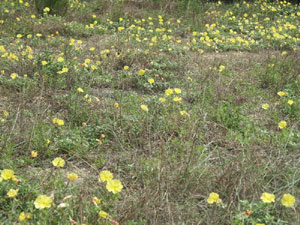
[0, 0, 299, 224]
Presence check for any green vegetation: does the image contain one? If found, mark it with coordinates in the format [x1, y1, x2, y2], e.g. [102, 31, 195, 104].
[0, 0, 299, 224]
[34, 0, 69, 15]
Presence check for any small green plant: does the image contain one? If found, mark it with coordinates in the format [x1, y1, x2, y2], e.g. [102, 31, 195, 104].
[210, 100, 244, 130]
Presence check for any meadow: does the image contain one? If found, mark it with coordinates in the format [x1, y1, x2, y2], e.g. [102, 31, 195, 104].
[0, 0, 299, 224]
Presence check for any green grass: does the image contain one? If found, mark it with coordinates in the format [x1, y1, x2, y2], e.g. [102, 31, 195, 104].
[0, 0, 300, 224]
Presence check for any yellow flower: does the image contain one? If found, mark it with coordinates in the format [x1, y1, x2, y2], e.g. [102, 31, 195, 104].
[57, 119, 64, 126]
[67, 173, 78, 182]
[219, 65, 225, 72]
[277, 91, 285, 97]
[99, 170, 113, 182]
[148, 78, 154, 84]
[261, 192, 275, 203]
[53, 118, 64, 126]
[99, 210, 108, 218]
[124, 66, 129, 70]
[42, 61, 48, 66]
[34, 195, 53, 209]
[180, 111, 190, 117]
[141, 104, 149, 112]
[31, 151, 38, 157]
[12, 175, 19, 183]
[52, 157, 65, 167]
[0, 46, 6, 53]
[10, 73, 18, 79]
[278, 121, 287, 129]
[282, 51, 287, 55]
[114, 103, 119, 108]
[261, 104, 269, 109]
[165, 88, 173, 96]
[7, 189, 18, 198]
[281, 193, 295, 207]
[106, 179, 123, 194]
[77, 88, 84, 93]
[3, 110, 9, 117]
[118, 27, 125, 32]
[1, 169, 14, 180]
[92, 196, 101, 205]
[207, 192, 221, 204]
[23, 212, 32, 220]
[139, 69, 145, 76]
[277, 91, 288, 97]
[174, 88, 182, 94]
[288, 100, 294, 105]
[57, 57, 64, 62]
[159, 97, 166, 103]
[19, 212, 26, 221]
[173, 97, 182, 102]
[43, 7, 50, 12]
[57, 68, 68, 74]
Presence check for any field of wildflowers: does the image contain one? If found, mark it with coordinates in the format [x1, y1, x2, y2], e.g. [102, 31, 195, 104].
[0, 0, 299, 224]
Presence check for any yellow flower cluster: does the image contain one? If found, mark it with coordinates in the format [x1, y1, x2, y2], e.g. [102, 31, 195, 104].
[206, 192, 296, 208]
[18, 212, 32, 222]
[261, 192, 295, 207]
[57, 67, 69, 74]
[98, 170, 123, 194]
[0, 0, 299, 224]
